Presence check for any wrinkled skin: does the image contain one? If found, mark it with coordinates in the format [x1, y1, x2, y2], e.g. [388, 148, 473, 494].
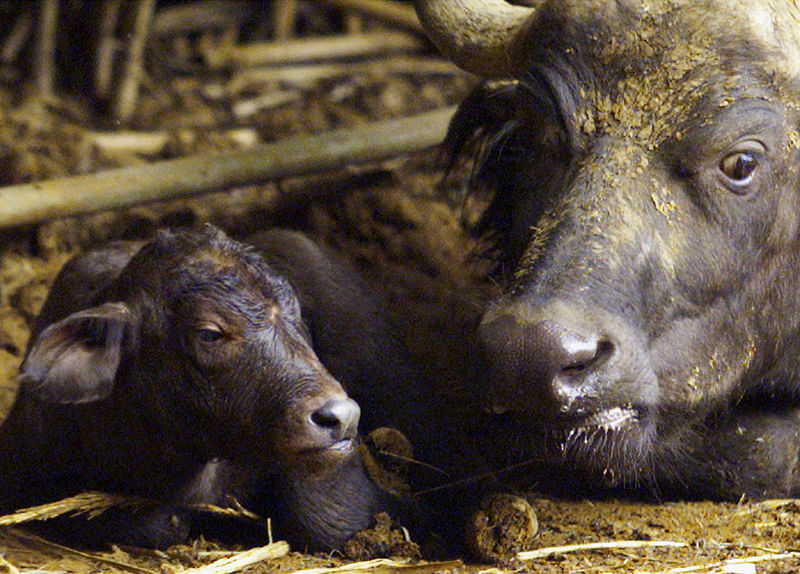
[0, 226, 404, 549]
[443, 1, 800, 499]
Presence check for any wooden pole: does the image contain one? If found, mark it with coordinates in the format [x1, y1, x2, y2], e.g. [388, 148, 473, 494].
[0, 107, 456, 229]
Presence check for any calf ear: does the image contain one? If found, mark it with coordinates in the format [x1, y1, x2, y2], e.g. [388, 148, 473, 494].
[19, 302, 133, 404]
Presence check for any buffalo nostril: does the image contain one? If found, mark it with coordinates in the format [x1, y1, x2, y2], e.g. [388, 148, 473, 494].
[533, 320, 612, 376]
[561, 338, 614, 374]
[310, 398, 361, 440]
[480, 311, 622, 413]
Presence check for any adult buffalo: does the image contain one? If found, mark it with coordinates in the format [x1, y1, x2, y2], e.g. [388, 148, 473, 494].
[0, 226, 410, 549]
[416, 0, 800, 499]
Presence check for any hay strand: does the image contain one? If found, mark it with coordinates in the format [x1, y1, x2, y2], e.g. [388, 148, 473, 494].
[287, 558, 462, 574]
[516, 539, 688, 561]
[181, 542, 290, 574]
[0, 491, 261, 527]
[2, 528, 159, 574]
[184, 500, 261, 522]
[0, 491, 154, 525]
[0, 555, 19, 574]
[664, 551, 800, 573]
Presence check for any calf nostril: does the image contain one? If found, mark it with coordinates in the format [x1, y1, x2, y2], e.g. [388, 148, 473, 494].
[310, 398, 361, 439]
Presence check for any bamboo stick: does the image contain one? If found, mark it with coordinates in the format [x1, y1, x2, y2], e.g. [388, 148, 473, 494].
[1, 6, 33, 64]
[110, 0, 156, 123]
[273, 0, 298, 41]
[206, 31, 425, 69]
[86, 128, 260, 155]
[95, 0, 122, 99]
[322, 0, 422, 34]
[0, 106, 456, 229]
[227, 56, 461, 94]
[152, 0, 253, 36]
[33, 0, 58, 99]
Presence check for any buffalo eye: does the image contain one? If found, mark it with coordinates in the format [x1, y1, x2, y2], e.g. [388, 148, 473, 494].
[718, 142, 764, 191]
[196, 324, 225, 344]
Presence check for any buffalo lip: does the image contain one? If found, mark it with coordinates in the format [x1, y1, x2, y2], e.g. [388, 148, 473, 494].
[330, 437, 356, 452]
[572, 406, 639, 433]
[295, 437, 357, 456]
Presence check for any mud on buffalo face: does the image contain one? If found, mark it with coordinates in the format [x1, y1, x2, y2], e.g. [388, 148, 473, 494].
[421, 0, 800, 493]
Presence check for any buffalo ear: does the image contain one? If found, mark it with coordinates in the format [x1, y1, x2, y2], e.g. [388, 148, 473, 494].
[19, 302, 133, 404]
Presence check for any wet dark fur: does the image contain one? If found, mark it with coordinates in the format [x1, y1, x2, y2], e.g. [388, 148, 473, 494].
[0, 226, 414, 549]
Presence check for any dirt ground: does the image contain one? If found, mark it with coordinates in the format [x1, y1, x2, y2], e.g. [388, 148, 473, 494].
[2, 2, 800, 573]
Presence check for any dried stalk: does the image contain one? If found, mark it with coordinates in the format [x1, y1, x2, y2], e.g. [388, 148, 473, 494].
[110, 0, 157, 123]
[322, 0, 422, 34]
[232, 90, 302, 119]
[87, 128, 260, 155]
[287, 559, 462, 574]
[207, 31, 425, 69]
[0, 555, 20, 574]
[0, 106, 456, 229]
[273, 0, 298, 41]
[733, 498, 800, 516]
[33, 0, 58, 99]
[516, 539, 688, 561]
[345, 12, 364, 34]
[228, 56, 460, 94]
[664, 551, 800, 574]
[181, 542, 290, 574]
[3, 528, 159, 574]
[184, 498, 261, 522]
[0, 490, 260, 527]
[95, 0, 123, 98]
[0, 492, 156, 525]
[152, 0, 253, 36]
[1, 6, 33, 64]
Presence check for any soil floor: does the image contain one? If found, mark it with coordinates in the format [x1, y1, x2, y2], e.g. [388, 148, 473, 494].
[1, 3, 800, 573]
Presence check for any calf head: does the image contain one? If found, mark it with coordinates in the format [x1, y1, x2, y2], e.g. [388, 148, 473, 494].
[418, 0, 800, 490]
[19, 226, 359, 477]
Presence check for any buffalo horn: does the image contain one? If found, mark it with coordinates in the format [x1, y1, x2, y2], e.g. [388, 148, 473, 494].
[414, 0, 536, 78]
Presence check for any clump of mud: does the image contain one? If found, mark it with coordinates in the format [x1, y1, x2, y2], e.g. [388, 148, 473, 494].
[361, 426, 415, 497]
[343, 512, 421, 560]
[465, 493, 539, 562]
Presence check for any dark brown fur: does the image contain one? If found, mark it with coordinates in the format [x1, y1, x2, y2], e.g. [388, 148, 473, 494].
[0, 226, 409, 549]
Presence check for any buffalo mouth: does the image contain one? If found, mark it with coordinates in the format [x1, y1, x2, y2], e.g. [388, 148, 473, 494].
[283, 437, 359, 477]
[292, 435, 359, 463]
[295, 436, 357, 456]
[570, 406, 639, 434]
[324, 437, 357, 454]
[556, 405, 656, 486]
[485, 404, 655, 488]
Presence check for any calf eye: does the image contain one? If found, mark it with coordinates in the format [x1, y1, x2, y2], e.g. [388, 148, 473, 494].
[196, 325, 224, 343]
[719, 144, 763, 191]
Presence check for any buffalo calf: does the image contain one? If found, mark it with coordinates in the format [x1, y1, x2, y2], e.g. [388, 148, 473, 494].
[0, 225, 401, 549]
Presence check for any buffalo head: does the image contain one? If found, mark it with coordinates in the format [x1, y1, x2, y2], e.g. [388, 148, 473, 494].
[417, 0, 800, 497]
